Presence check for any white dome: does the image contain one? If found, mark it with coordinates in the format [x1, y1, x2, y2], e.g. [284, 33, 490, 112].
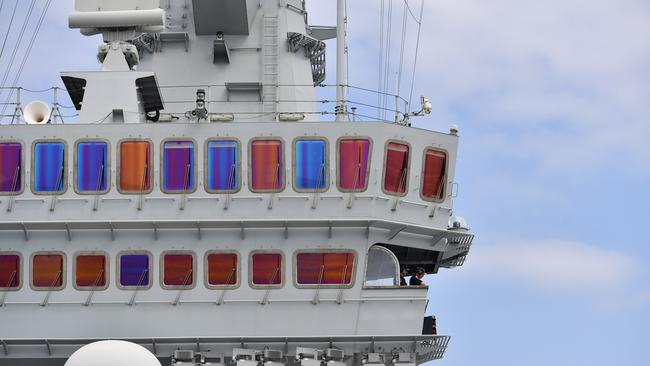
[65, 340, 161, 366]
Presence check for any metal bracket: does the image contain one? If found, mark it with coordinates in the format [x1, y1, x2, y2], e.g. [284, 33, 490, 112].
[64, 223, 72, 241]
[284, 221, 289, 239]
[328, 221, 333, 239]
[196, 222, 202, 240]
[152, 339, 157, 355]
[45, 340, 52, 356]
[365, 223, 370, 239]
[21, 222, 29, 242]
[1, 340, 7, 356]
[240, 221, 246, 240]
[109, 222, 116, 241]
[387, 225, 407, 241]
[152, 222, 158, 241]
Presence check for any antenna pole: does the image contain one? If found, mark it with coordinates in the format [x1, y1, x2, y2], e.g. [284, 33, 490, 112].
[335, 0, 347, 121]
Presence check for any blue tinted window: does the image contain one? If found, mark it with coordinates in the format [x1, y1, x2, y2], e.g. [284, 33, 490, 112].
[76, 141, 108, 192]
[119, 254, 150, 287]
[206, 140, 238, 191]
[295, 140, 327, 190]
[162, 141, 195, 192]
[33, 142, 65, 193]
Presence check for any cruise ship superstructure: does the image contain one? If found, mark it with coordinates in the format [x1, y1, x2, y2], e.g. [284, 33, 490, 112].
[0, 1, 474, 365]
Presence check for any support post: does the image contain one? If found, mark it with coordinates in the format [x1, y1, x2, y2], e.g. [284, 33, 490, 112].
[335, 0, 347, 121]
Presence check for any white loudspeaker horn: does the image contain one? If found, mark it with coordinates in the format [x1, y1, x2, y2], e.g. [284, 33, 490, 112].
[24, 100, 52, 125]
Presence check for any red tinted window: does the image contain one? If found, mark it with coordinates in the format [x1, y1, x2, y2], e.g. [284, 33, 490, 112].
[251, 253, 282, 285]
[206, 253, 238, 286]
[163, 253, 194, 286]
[75, 254, 107, 288]
[32, 254, 64, 288]
[383, 142, 410, 194]
[296, 252, 354, 285]
[0, 254, 20, 288]
[250, 140, 283, 191]
[338, 139, 370, 191]
[421, 149, 447, 200]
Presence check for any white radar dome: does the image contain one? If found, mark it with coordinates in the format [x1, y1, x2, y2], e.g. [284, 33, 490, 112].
[65, 340, 161, 366]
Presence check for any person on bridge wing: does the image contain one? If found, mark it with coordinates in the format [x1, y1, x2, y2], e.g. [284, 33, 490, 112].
[409, 267, 426, 286]
[400, 267, 408, 286]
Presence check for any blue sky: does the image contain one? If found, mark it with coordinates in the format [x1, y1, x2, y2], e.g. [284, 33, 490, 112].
[1, 0, 649, 365]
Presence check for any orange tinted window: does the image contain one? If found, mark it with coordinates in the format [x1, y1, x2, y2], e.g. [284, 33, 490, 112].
[422, 149, 447, 200]
[163, 253, 194, 286]
[251, 253, 282, 285]
[0, 254, 20, 288]
[296, 252, 354, 285]
[251, 140, 283, 191]
[206, 253, 237, 286]
[75, 255, 107, 287]
[32, 254, 64, 288]
[383, 142, 409, 194]
[119, 141, 151, 192]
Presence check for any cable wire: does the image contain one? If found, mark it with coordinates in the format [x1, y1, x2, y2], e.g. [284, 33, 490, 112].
[396, 0, 409, 120]
[407, 0, 425, 109]
[0, 0, 20, 63]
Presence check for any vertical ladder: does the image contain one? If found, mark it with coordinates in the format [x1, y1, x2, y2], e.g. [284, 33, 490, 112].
[262, 15, 279, 119]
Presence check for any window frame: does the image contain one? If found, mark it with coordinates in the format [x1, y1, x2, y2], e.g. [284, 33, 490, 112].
[336, 136, 373, 193]
[292, 137, 330, 193]
[30, 251, 67, 291]
[0, 139, 25, 196]
[0, 251, 23, 291]
[159, 250, 197, 290]
[381, 139, 412, 197]
[116, 250, 154, 290]
[116, 138, 154, 195]
[159, 138, 198, 194]
[72, 251, 110, 291]
[30, 139, 68, 196]
[419, 147, 449, 203]
[248, 137, 286, 193]
[203, 250, 241, 290]
[248, 250, 285, 289]
[204, 138, 242, 194]
[73, 138, 111, 195]
[292, 249, 357, 289]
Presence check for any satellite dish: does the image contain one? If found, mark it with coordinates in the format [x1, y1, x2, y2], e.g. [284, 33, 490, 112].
[65, 340, 161, 366]
[23, 100, 51, 125]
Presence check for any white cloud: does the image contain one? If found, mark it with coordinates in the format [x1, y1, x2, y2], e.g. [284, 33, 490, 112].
[464, 239, 640, 292]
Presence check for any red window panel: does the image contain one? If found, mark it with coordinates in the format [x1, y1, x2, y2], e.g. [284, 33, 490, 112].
[75, 255, 107, 288]
[338, 139, 370, 191]
[383, 142, 410, 194]
[163, 253, 194, 286]
[251, 253, 282, 285]
[32, 254, 64, 288]
[206, 253, 237, 286]
[421, 149, 447, 200]
[296, 252, 354, 285]
[0, 254, 20, 288]
[250, 140, 283, 191]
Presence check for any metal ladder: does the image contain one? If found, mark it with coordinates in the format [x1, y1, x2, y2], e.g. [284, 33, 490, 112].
[262, 15, 279, 119]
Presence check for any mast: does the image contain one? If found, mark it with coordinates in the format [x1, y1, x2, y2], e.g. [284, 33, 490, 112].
[335, 0, 348, 121]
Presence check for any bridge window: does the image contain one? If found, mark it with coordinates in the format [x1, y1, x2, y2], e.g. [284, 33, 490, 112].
[162, 140, 196, 193]
[0, 142, 23, 194]
[75, 140, 109, 194]
[118, 251, 152, 289]
[206, 140, 240, 193]
[338, 138, 371, 192]
[250, 252, 283, 287]
[161, 251, 196, 289]
[421, 149, 447, 201]
[383, 141, 410, 195]
[32, 141, 66, 194]
[295, 251, 355, 287]
[31, 252, 65, 290]
[118, 140, 152, 193]
[205, 252, 238, 288]
[364, 246, 400, 287]
[0, 253, 21, 289]
[250, 139, 284, 192]
[294, 139, 328, 191]
[74, 253, 108, 290]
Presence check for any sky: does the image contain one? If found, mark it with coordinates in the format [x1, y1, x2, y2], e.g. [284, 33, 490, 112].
[1, 0, 649, 365]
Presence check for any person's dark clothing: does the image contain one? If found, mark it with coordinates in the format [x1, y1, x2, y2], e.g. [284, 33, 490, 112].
[409, 276, 423, 286]
[400, 276, 407, 286]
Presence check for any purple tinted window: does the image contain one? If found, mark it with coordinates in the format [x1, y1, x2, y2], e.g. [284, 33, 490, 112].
[0, 143, 22, 193]
[119, 254, 150, 287]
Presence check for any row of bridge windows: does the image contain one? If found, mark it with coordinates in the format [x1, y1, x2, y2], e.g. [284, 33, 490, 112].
[0, 138, 447, 200]
[0, 250, 355, 291]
